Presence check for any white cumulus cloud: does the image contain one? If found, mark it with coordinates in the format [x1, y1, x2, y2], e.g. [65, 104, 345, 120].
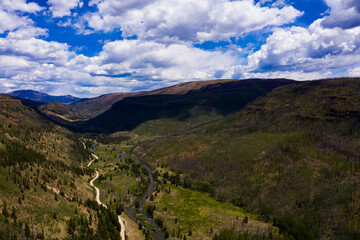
[247, 19, 360, 73]
[0, 0, 43, 13]
[48, 0, 82, 17]
[78, 0, 302, 43]
[89, 39, 238, 81]
[322, 0, 360, 29]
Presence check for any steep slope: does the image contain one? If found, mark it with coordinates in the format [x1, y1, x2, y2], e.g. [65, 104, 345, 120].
[70, 92, 142, 118]
[0, 95, 121, 239]
[83, 79, 294, 135]
[7, 90, 80, 104]
[69, 80, 237, 119]
[146, 79, 237, 95]
[135, 78, 360, 239]
[38, 101, 88, 122]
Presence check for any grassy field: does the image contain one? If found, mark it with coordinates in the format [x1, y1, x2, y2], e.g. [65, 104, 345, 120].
[147, 183, 274, 240]
[91, 143, 145, 207]
[91, 141, 276, 240]
[121, 213, 145, 240]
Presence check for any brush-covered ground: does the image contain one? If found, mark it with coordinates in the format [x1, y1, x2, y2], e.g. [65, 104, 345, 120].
[0, 95, 122, 239]
[90, 142, 280, 240]
[135, 78, 360, 239]
[91, 143, 148, 208]
[38, 102, 88, 122]
[144, 166, 281, 240]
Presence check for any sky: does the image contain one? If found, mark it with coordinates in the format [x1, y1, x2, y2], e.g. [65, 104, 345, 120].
[1, 0, 360, 97]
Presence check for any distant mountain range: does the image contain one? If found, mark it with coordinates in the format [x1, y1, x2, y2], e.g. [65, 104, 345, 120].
[6, 90, 80, 104]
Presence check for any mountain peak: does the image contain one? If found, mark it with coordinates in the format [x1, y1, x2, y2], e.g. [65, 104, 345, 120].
[6, 89, 80, 104]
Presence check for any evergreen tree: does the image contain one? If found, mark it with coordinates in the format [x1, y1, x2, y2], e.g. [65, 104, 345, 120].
[24, 223, 30, 238]
[2, 201, 9, 217]
[11, 207, 16, 222]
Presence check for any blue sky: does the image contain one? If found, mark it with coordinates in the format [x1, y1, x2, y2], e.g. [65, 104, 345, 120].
[1, 0, 360, 97]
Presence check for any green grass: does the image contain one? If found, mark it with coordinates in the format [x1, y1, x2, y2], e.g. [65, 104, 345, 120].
[149, 184, 273, 239]
[91, 144, 145, 207]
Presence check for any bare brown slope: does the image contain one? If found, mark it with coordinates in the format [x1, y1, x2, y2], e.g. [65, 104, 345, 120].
[70, 92, 142, 118]
[147, 79, 236, 95]
[38, 101, 88, 122]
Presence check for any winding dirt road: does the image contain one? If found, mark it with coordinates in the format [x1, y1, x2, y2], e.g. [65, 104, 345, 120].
[88, 149, 126, 239]
[87, 153, 98, 167]
[89, 170, 106, 208]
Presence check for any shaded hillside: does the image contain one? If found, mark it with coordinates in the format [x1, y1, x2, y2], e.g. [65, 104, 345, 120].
[70, 92, 142, 118]
[7, 90, 80, 104]
[69, 80, 237, 119]
[82, 79, 294, 135]
[0, 95, 121, 239]
[135, 78, 360, 239]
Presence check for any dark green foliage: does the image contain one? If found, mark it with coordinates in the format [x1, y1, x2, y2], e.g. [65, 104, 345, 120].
[67, 207, 121, 240]
[115, 203, 124, 215]
[84, 199, 100, 211]
[11, 207, 16, 223]
[2, 201, 9, 218]
[213, 228, 282, 240]
[96, 207, 121, 240]
[146, 205, 155, 218]
[24, 223, 30, 238]
[0, 143, 46, 168]
[273, 214, 320, 240]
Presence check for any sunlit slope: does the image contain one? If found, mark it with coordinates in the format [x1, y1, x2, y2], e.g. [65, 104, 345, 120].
[38, 101, 88, 122]
[135, 78, 360, 239]
[0, 94, 95, 239]
[70, 92, 142, 118]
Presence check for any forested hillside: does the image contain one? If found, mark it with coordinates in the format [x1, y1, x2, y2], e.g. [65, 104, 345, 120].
[0, 95, 121, 239]
[135, 78, 360, 239]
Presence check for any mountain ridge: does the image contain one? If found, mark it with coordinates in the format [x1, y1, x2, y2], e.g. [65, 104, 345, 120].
[80, 78, 296, 135]
[6, 89, 80, 104]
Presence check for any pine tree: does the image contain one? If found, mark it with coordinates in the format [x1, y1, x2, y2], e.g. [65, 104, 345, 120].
[24, 223, 30, 238]
[11, 207, 16, 222]
[2, 201, 9, 217]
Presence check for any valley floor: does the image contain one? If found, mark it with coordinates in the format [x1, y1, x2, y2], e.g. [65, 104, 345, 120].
[88, 141, 281, 240]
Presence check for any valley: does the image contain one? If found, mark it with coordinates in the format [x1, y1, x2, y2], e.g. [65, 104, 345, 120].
[1, 78, 360, 239]
[84, 140, 279, 240]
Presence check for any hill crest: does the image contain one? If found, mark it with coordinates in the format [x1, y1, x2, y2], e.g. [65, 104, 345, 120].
[7, 89, 80, 104]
